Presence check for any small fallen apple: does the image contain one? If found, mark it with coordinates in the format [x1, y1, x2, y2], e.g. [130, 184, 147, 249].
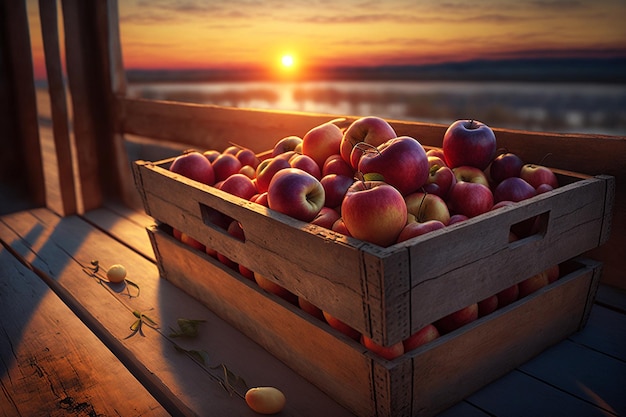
[106, 264, 127, 283]
[245, 386, 286, 414]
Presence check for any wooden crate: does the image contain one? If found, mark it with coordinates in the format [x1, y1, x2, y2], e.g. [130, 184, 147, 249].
[133, 157, 613, 346]
[147, 224, 601, 417]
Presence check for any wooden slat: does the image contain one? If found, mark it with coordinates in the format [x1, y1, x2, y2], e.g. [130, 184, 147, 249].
[39, 0, 77, 216]
[0, 242, 167, 416]
[0, 207, 355, 417]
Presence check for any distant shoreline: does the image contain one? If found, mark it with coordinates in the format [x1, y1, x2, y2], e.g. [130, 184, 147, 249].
[126, 57, 626, 84]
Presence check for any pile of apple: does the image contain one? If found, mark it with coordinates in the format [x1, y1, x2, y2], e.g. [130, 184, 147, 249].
[166, 116, 561, 360]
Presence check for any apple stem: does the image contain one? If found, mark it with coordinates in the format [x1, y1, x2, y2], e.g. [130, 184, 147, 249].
[354, 141, 380, 155]
[417, 192, 428, 222]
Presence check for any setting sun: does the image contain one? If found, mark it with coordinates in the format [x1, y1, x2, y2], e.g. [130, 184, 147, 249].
[281, 54, 295, 68]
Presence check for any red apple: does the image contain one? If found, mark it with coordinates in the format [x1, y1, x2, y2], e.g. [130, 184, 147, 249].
[272, 135, 303, 157]
[357, 136, 429, 196]
[446, 181, 493, 218]
[320, 174, 355, 209]
[302, 122, 343, 170]
[448, 214, 468, 225]
[331, 218, 352, 236]
[478, 294, 499, 317]
[497, 284, 519, 308]
[435, 303, 479, 334]
[520, 163, 559, 189]
[255, 157, 291, 193]
[179, 232, 205, 252]
[238, 264, 255, 281]
[545, 264, 560, 283]
[211, 153, 242, 183]
[490, 152, 524, 184]
[405, 192, 450, 225]
[536, 183, 554, 194]
[223, 145, 241, 156]
[311, 206, 341, 229]
[340, 116, 397, 168]
[322, 154, 355, 178]
[396, 220, 445, 243]
[341, 181, 407, 247]
[361, 335, 404, 361]
[219, 173, 257, 200]
[452, 166, 490, 188]
[250, 191, 269, 207]
[170, 151, 216, 185]
[323, 311, 361, 340]
[239, 165, 256, 179]
[518, 271, 549, 298]
[402, 324, 440, 352]
[289, 154, 322, 179]
[298, 297, 325, 321]
[267, 168, 325, 222]
[443, 119, 497, 171]
[493, 177, 537, 203]
[203, 149, 221, 163]
[423, 157, 456, 198]
[426, 148, 446, 161]
[235, 148, 260, 169]
[253, 272, 298, 305]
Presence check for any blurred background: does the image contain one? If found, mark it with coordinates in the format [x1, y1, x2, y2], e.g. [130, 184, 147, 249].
[28, 0, 626, 136]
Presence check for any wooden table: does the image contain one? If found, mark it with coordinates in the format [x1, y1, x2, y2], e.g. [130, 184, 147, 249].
[1, 200, 625, 417]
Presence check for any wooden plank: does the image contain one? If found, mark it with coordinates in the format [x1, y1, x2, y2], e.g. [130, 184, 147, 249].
[569, 304, 626, 362]
[518, 339, 626, 415]
[466, 369, 619, 417]
[38, 0, 77, 216]
[0, 0, 46, 207]
[0, 208, 355, 417]
[0, 241, 167, 416]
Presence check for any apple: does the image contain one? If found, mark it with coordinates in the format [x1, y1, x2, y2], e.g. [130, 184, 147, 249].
[236, 148, 260, 169]
[289, 153, 322, 179]
[443, 119, 497, 171]
[320, 174, 355, 209]
[219, 173, 257, 200]
[298, 297, 325, 321]
[536, 183, 554, 194]
[404, 192, 450, 225]
[478, 294, 499, 317]
[322, 154, 355, 178]
[340, 116, 397, 168]
[361, 335, 404, 361]
[497, 284, 519, 308]
[238, 264, 255, 281]
[255, 157, 291, 193]
[426, 148, 446, 161]
[357, 136, 429, 196]
[341, 181, 408, 247]
[169, 151, 216, 185]
[239, 165, 256, 179]
[435, 303, 479, 334]
[448, 214, 468, 225]
[272, 135, 303, 157]
[423, 157, 456, 198]
[267, 168, 325, 222]
[250, 191, 269, 207]
[331, 218, 352, 236]
[323, 311, 361, 340]
[446, 181, 493, 218]
[490, 152, 524, 184]
[453, 166, 490, 188]
[254, 272, 298, 305]
[179, 232, 205, 252]
[311, 206, 341, 229]
[518, 271, 549, 298]
[223, 145, 241, 155]
[203, 149, 221, 163]
[402, 324, 440, 352]
[302, 122, 343, 170]
[545, 264, 560, 283]
[493, 177, 537, 203]
[520, 163, 559, 189]
[212, 153, 242, 183]
[397, 220, 445, 243]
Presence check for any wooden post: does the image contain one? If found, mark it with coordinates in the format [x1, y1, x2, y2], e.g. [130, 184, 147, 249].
[0, 0, 46, 210]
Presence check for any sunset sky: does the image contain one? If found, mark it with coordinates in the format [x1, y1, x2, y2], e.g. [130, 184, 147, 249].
[27, 0, 626, 80]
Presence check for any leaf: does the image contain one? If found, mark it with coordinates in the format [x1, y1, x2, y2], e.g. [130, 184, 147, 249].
[169, 318, 206, 338]
[173, 345, 210, 366]
[211, 364, 248, 396]
[125, 279, 141, 298]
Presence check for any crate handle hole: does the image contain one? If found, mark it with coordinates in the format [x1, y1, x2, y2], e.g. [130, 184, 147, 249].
[509, 210, 550, 246]
[199, 203, 245, 242]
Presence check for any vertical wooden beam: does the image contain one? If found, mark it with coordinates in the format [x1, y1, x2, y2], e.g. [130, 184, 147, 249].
[39, 0, 77, 215]
[0, 0, 46, 209]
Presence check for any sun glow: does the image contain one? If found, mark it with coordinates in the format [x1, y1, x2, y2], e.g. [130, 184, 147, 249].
[281, 54, 295, 68]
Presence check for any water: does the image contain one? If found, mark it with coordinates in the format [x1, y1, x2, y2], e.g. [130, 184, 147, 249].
[127, 80, 626, 136]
